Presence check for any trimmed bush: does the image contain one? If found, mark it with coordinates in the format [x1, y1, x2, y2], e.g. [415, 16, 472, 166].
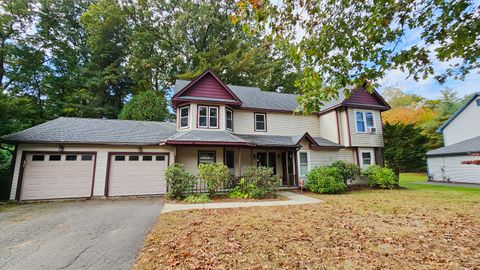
[331, 160, 360, 185]
[165, 163, 195, 199]
[228, 178, 258, 199]
[184, 194, 210, 203]
[197, 162, 229, 196]
[306, 166, 346, 194]
[242, 166, 279, 195]
[361, 165, 398, 189]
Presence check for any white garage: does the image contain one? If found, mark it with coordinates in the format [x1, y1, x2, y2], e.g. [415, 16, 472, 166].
[107, 153, 169, 196]
[19, 152, 95, 201]
[427, 155, 480, 184]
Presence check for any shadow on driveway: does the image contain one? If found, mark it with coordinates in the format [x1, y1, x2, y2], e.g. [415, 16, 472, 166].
[0, 198, 164, 270]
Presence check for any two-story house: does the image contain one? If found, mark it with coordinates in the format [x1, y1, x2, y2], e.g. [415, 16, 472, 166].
[3, 70, 390, 201]
[427, 92, 480, 184]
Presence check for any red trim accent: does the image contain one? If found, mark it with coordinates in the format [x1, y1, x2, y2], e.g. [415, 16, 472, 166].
[15, 151, 97, 201]
[196, 105, 220, 129]
[345, 108, 352, 146]
[104, 152, 171, 197]
[294, 132, 319, 148]
[335, 109, 341, 144]
[172, 70, 242, 108]
[254, 112, 267, 132]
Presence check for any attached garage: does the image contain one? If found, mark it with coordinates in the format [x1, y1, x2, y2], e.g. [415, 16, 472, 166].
[19, 152, 95, 201]
[107, 153, 169, 196]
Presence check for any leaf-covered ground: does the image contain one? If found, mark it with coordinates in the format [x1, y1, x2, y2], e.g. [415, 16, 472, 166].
[134, 174, 480, 269]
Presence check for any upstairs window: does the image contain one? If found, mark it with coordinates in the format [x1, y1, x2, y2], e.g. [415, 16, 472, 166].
[226, 109, 233, 131]
[179, 106, 189, 128]
[254, 113, 266, 132]
[198, 106, 218, 128]
[476, 99, 480, 106]
[355, 111, 375, 133]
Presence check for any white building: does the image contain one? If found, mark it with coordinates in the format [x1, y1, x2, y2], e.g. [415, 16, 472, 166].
[427, 92, 480, 184]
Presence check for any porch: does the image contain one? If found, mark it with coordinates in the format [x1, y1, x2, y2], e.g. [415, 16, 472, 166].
[174, 146, 299, 188]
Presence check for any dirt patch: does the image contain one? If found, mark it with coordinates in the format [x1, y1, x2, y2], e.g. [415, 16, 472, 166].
[134, 186, 480, 269]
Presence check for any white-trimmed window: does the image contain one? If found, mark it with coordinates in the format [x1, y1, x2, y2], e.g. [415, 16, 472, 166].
[476, 99, 480, 106]
[298, 151, 310, 177]
[226, 108, 233, 131]
[254, 113, 266, 132]
[198, 106, 218, 128]
[361, 151, 372, 166]
[355, 110, 375, 133]
[179, 106, 189, 128]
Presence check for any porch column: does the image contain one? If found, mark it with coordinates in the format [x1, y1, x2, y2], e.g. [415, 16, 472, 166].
[293, 147, 299, 186]
[238, 147, 242, 176]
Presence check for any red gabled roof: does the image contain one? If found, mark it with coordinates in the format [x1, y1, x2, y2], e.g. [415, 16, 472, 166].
[342, 88, 390, 110]
[172, 70, 242, 108]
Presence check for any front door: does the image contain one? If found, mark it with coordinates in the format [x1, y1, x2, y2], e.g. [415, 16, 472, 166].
[257, 152, 276, 175]
[225, 150, 235, 175]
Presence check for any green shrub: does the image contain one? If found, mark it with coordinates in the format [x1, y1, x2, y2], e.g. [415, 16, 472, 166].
[306, 166, 346, 194]
[165, 163, 195, 199]
[361, 165, 399, 189]
[243, 166, 279, 195]
[331, 160, 360, 185]
[228, 178, 265, 199]
[197, 162, 229, 196]
[184, 194, 210, 203]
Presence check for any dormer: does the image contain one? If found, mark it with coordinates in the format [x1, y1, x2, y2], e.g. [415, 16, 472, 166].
[172, 70, 242, 131]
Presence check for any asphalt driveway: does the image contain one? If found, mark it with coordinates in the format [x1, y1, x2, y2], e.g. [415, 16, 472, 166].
[0, 198, 164, 270]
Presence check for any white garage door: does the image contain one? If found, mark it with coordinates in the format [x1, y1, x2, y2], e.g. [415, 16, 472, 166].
[108, 153, 168, 196]
[21, 153, 95, 200]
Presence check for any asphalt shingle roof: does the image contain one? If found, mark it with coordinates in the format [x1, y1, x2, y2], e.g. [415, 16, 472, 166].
[2, 117, 177, 145]
[2, 117, 342, 148]
[166, 130, 250, 144]
[174, 80, 300, 112]
[427, 136, 480, 156]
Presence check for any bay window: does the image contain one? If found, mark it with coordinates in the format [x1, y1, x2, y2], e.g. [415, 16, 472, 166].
[355, 111, 375, 133]
[198, 106, 218, 128]
[179, 106, 189, 128]
[226, 108, 233, 131]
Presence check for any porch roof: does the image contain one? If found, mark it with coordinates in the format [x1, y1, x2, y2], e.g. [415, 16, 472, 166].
[162, 130, 342, 148]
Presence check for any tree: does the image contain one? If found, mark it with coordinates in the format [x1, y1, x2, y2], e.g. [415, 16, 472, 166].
[80, 0, 134, 118]
[118, 91, 168, 121]
[238, 0, 480, 112]
[383, 122, 429, 176]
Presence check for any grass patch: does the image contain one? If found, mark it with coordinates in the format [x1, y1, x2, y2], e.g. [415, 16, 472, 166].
[135, 178, 480, 269]
[0, 202, 20, 212]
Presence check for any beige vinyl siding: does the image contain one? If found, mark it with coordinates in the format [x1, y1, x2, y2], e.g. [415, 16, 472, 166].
[318, 110, 339, 143]
[298, 139, 355, 176]
[427, 155, 480, 184]
[233, 110, 321, 136]
[309, 148, 355, 168]
[348, 108, 384, 147]
[175, 146, 224, 175]
[10, 144, 175, 200]
[442, 99, 480, 146]
[337, 108, 350, 146]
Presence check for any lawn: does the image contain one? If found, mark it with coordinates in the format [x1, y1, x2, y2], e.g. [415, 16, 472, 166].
[134, 173, 480, 269]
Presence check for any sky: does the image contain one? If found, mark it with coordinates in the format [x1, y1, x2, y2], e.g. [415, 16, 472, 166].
[377, 2, 480, 100]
